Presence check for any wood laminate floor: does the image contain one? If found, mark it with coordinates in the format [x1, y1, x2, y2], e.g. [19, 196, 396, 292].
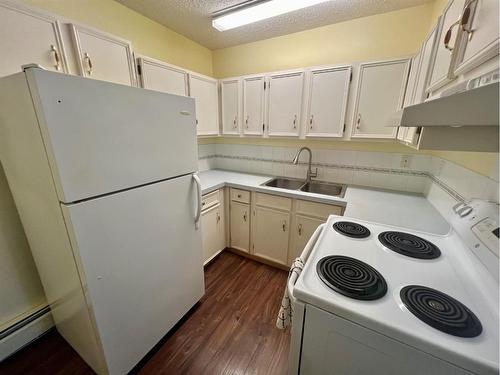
[0, 252, 290, 375]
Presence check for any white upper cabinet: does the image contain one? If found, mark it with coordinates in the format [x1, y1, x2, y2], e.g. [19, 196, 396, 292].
[415, 21, 440, 103]
[220, 79, 240, 135]
[0, 2, 67, 76]
[189, 74, 219, 136]
[397, 56, 421, 142]
[267, 72, 304, 137]
[427, 0, 466, 91]
[70, 24, 136, 86]
[242, 76, 265, 136]
[305, 66, 351, 138]
[352, 59, 409, 139]
[137, 56, 187, 96]
[454, 0, 499, 75]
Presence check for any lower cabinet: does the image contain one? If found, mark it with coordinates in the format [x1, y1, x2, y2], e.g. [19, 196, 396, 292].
[201, 190, 225, 264]
[230, 201, 250, 252]
[289, 215, 325, 264]
[253, 206, 291, 264]
[226, 189, 344, 268]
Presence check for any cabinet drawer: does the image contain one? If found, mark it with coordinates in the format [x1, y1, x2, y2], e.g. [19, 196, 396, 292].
[230, 188, 250, 203]
[202, 190, 220, 211]
[255, 193, 292, 211]
[296, 200, 343, 219]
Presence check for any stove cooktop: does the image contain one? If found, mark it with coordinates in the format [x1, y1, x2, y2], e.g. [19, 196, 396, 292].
[294, 215, 499, 375]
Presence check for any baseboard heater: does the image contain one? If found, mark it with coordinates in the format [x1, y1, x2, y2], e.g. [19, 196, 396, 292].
[0, 305, 53, 361]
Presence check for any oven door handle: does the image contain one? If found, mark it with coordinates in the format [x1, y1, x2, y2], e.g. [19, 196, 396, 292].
[287, 223, 325, 302]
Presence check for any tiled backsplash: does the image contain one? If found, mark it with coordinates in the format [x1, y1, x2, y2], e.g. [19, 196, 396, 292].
[198, 143, 499, 215]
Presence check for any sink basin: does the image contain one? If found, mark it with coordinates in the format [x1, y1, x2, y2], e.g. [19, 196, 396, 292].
[300, 181, 346, 197]
[264, 178, 305, 190]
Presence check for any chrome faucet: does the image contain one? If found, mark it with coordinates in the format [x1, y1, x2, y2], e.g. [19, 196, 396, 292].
[292, 147, 317, 184]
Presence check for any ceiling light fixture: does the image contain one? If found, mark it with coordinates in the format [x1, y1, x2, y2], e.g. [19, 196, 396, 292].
[212, 0, 331, 31]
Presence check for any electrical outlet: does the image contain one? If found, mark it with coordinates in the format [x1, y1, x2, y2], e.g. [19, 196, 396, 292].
[400, 155, 412, 168]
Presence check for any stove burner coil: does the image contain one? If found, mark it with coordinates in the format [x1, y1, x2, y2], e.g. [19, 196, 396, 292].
[317, 256, 387, 300]
[333, 221, 371, 239]
[378, 231, 441, 259]
[401, 285, 482, 337]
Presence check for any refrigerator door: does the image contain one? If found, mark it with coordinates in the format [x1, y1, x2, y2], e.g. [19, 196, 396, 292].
[26, 68, 198, 203]
[61, 174, 204, 375]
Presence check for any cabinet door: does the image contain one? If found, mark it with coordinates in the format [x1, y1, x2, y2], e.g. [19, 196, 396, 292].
[454, 0, 499, 75]
[201, 205, 219, 263]
[306, 66, 351, 138]
[427, 0, 466, 91]
[415, 21, 441, 103]
[253, 206, 290, 265]
[0, 3, 67, 76]
[221, 79, 240, 135]
[242, 76, 265, 135]
[70, 24, 136, 86]
[267, 72, 304, 136]
[289, 215, 324, 266]
[352, 59, 409, 139]
[189, 74, 219, 136]
[137, 56, 187, 96]
[230, 202, 250, 252]
[398, 56, 421, 143]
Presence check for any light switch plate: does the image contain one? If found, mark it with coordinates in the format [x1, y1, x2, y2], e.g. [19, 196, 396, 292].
[400, 155, 412, 168]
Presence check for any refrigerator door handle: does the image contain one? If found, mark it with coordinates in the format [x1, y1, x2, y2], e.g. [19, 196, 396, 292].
[193, 174, 202, 229]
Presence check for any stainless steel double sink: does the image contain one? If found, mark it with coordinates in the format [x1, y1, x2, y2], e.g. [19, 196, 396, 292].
[262, 177, 347, 198]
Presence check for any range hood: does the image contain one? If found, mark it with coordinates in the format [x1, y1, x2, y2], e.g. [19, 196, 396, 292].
[400, 70, 499, 127]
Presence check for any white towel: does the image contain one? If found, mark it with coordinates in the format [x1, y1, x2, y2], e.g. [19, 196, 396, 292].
[276, 257, 304, 330]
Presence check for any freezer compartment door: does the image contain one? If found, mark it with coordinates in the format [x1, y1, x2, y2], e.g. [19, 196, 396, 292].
[28, 69, 197, 203]
[61, 174, 204, 375]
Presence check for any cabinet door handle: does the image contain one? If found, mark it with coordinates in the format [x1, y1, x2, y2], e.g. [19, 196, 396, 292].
[444, 18, 461, 52]
[245, 115, 249, 128]
[233, 116, 237, 128]
[282, 220, 287, 232]
[84, 52, 93, 75]
[243, 211, 247, 222]
[356, 113, 361, 129]
[50, 45, 61, 71]
[293, 115, 297, 129]
[298, 223, 302, 236]
[460, 0, 477, 41]
[216, 212, 220, 223]
[309, 115, 314, 129]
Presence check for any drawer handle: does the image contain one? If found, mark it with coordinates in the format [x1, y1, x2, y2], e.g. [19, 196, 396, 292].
[298, 223, 302, 236]
[237, 194, 242, 198]
[444, 18, 461, 52]
[202, 202, 206, 206]
[50, 45, 61, 71]
[460, 0, 477, 41]
[243, 211, 247, 222]
[84, 52, 93, 75]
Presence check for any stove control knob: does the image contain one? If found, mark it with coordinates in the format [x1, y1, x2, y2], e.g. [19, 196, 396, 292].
[457, 205, 473, 217]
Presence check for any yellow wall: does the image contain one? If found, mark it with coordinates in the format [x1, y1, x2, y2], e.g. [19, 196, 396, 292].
[20, 0, 213, 76]
[212, 4, 435, 78]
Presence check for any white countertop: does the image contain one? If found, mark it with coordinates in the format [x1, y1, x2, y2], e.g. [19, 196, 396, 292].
[198, 169, 450, 235]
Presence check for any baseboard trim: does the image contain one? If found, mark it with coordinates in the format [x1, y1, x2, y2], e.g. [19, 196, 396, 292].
[0, 306, 54, 361]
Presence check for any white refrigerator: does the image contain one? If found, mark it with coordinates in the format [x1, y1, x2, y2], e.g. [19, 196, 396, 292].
[0, 67, 205, 374]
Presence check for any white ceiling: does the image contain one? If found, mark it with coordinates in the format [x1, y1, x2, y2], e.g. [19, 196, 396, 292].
[116, 0, 432, 50]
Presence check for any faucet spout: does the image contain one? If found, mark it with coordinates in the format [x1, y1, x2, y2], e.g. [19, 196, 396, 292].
[291, 147, 317, 183]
